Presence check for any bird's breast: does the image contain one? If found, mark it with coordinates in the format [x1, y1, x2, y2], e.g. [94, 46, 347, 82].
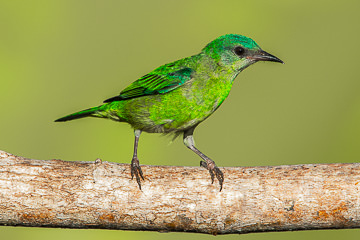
[188, 77, 234, 111]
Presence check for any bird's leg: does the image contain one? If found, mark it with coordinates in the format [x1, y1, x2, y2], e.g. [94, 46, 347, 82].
[183, 128, 224, 191]
[131, 129, 144, 190]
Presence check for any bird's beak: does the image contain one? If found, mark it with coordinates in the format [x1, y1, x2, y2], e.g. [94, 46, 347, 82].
[247, 50, 284, 64]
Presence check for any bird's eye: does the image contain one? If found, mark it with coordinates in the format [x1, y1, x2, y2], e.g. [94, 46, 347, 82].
[234, 46, 245, 56]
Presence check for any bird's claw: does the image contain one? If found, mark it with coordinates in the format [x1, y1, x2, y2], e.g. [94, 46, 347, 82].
[131, 157, 144, 190]
[200, 160, 224, 191]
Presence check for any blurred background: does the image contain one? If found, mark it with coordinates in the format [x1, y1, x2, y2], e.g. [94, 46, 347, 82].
[1, 0, 360, 239]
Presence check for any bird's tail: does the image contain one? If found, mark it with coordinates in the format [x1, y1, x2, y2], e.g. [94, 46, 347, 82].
[55, 106, 102, 122]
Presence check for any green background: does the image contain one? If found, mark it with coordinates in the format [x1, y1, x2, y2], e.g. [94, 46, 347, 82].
[1, 0, 360, 239]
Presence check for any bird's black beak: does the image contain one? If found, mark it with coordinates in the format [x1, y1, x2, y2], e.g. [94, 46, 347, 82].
[248, 50, 284, 64]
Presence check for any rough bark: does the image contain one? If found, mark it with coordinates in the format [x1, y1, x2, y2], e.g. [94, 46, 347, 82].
[0, 150, 359, 235]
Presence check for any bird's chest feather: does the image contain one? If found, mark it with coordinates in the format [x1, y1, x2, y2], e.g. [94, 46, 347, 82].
[186, 77, 234, 113]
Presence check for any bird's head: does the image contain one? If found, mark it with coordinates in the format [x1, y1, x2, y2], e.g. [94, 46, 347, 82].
[202, 34, 283, 71]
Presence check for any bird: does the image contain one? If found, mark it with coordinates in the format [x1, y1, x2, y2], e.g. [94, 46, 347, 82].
[55, 34, 283, 191]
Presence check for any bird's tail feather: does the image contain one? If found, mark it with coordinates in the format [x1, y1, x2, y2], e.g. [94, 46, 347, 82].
[55, 106, 101, 122]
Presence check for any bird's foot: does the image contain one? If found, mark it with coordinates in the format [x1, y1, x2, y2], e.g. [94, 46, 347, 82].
[200, 159, 224, 191]
[131, 156, 144, 190]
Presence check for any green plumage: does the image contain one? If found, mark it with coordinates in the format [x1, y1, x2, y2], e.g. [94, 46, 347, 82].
[56, 34, 283, 190]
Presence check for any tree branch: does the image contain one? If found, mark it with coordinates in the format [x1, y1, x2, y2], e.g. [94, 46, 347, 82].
[0, 150, 359, 235]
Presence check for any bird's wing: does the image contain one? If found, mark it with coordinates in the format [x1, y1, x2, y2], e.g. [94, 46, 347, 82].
[104, 67, 194, 102]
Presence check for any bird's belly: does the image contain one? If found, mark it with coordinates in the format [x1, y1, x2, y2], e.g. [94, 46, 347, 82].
[122, 81, 231, 134]
[149, 92, 223, 133]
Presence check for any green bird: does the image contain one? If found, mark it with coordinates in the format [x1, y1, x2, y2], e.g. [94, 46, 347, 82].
[55, 34, 283, 191]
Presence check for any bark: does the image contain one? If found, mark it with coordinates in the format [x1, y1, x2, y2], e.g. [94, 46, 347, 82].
[0, 149, 359, 235]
